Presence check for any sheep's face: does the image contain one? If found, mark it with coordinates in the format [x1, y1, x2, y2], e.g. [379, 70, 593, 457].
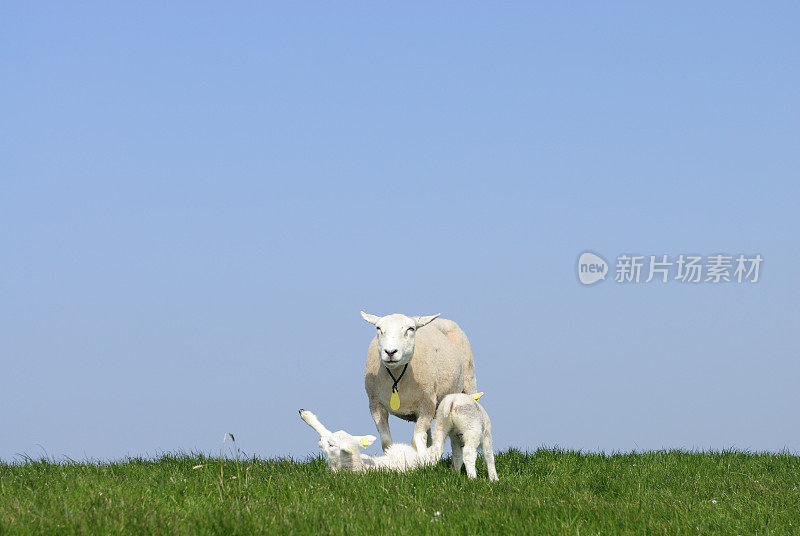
[319, 431, 375, 470]
[300, 409, 376, 471]
[360, 312, 440, 369]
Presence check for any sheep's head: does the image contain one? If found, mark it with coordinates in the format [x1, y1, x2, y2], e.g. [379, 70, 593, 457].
[360, 312, 440, 369]
[319, 431, 376, 469]
[299, 409, 376, 471]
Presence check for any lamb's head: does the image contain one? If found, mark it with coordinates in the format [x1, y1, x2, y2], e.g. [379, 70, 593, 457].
[360, 312, 440, 368]
[299, 409, 376, 471]
[319, 430, 375, 470]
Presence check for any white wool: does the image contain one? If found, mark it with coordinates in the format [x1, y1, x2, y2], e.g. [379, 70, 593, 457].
[299, 409, 433, 473]
[361, 312, 478, 453]
[431, 393, 499, 481]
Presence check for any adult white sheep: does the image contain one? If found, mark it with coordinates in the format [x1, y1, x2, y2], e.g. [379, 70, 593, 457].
[361, 311, 478, 453]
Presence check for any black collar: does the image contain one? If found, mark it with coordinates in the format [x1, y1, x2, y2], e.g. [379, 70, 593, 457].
[384, 363, 408, 393]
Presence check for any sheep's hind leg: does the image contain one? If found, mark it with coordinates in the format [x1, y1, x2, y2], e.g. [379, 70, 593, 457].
[450, 434, 464, 474]
[462, 431, 482, 479]
[482, 432, 499, 482]
[431, 424, 448, 462]
[462, 445, 478, 479]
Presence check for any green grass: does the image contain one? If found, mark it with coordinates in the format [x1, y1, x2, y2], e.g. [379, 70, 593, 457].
[1, 449, 798, 535]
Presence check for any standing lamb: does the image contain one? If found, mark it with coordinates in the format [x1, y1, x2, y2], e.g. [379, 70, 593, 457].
[361, 311, 478, 453]
[431, 393, 498, 481]
[299, 409, 433, 472]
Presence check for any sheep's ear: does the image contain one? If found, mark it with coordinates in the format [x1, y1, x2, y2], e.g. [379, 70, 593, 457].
[360, 311, 381, 325]
[359, 435, 377, 448]
[412, 314, 440, 328]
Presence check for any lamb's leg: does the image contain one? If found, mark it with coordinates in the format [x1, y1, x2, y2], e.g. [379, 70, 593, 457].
[462, 431, 481, 479]
[450, 434, 463, 474]
[369, 399, 392, 452]
[426, 428, 433, 447]
[482, 432, 499, 482]
[431, 420, 449, 462]
[462, 446, 478, 478]
[412, 403, 435, 453]
[299, 410, 332, 437]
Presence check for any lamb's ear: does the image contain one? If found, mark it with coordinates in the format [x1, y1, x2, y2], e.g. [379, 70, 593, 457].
[360, 311, 381, 325]
[359, 435, 377, 448]
[412, 313, 440, 328]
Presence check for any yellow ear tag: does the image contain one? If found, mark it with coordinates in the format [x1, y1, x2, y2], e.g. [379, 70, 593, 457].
[473, 392, 484, 401]
[359, 437, 371, 448]
[390, 388, 401, 411]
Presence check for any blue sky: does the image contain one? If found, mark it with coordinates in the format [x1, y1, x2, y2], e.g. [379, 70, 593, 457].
[1, 3, 798, 461]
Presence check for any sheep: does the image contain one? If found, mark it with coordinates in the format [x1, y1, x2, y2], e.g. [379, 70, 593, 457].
[361, 312, 478, 453]
[299, 409, 433, 472]
[431, 393, 498, 481]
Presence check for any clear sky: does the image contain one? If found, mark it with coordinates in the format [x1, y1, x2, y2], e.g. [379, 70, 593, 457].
[1, 3, 798, 462]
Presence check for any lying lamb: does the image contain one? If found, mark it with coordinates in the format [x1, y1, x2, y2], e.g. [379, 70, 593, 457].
[431, 393, 499, 481]
[299, 409, 433, 472]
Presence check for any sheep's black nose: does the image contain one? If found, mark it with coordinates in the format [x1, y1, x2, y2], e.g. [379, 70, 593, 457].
[385, 349, 398, 357]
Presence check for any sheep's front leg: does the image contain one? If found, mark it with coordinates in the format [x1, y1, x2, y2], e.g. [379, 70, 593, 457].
[369, 398, 392, 452]
[412, 403, 435, 453]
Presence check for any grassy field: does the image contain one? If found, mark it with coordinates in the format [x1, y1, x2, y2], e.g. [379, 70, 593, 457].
[1, 449, 798, 535]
